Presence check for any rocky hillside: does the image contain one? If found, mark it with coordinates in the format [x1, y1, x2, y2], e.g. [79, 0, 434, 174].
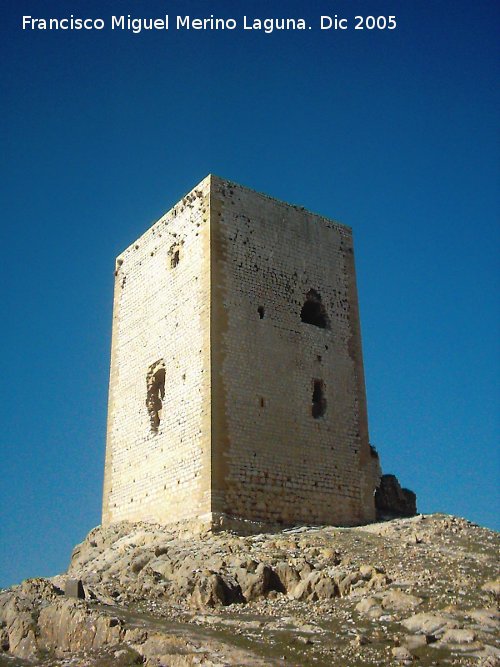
[0, 514, 498, 666]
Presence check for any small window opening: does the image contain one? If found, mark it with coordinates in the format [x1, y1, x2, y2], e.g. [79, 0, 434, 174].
[258, 306, 265, 319]
[170, 249, 180, 269]
[146, 360, 166, 432]
[312, 379, 326, 419]
[301, 289, 330, 329]
[260, 397, 265, 408]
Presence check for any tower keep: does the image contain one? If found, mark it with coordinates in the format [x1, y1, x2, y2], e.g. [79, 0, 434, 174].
[102, 175, 381, 529]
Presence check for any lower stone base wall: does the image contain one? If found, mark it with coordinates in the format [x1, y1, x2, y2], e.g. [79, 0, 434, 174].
[103, 507, 379, 537]
[208, 510, 377, 534]
[219, 483, 377, 529]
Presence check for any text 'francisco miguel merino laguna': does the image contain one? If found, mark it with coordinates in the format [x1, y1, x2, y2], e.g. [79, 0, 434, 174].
[23, 15, 318, 34]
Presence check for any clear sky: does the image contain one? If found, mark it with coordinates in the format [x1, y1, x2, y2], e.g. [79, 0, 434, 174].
[1, 0, 498, 589]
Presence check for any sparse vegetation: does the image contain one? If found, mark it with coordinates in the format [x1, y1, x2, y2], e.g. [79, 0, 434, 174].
[0, 514, 498, 666]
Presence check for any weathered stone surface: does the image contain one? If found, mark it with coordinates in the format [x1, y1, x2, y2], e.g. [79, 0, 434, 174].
[381, 589, 423, 611]
[0, 579, 62, 659]
[440, 628, 476, 644]
[392, 645, 414, 662]
[481, 577, 500, 595]
[402, 612, 459, 636]
[0, 514, 498, 666]
[355, 596, 384, 618]
[37, 599, 124, 653]
[0, 626, 9, 652]
[291, 571, 320, 600]
[469, 608, 500, 629]
[65, 578, 85, 599]
[375, 474, 417, 518]
[274, 561, 301, 592]
[190, 572, 244, 608]
[291, 571, 339, 601]
[102, 175, 385, 531]
[236, 563, 278, 601]
[313, 574, 339, 600]
[358, 564, 376, 579]
[402, 634, 429, 650]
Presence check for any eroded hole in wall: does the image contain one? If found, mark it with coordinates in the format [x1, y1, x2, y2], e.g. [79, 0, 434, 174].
[146, 360, 166, 433]
[301, 289, 330, 328]
[171, 249, 180, 268]
[168, 241, 182, 269]
[258, 306, 265, 319]
[312, 379, 326, 419]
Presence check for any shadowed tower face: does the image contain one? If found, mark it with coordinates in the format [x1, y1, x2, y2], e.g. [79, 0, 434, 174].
[102, 175, 381, 530]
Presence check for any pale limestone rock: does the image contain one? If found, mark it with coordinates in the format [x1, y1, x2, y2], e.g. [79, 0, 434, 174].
[469, 608, 500, 629]
[482, 578, 500, 595]
[403, 634, 429, 650]
[402, 612, 459, 636]
[238, 563, 275, 601]
[440, 628, 476, 644]
[355, 596, 384, 618]
[392, 645, 414, 662]
[274, 562, 301, 592]
[381, 589, 423, 611]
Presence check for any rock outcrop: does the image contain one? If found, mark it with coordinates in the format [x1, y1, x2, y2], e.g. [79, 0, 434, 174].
[0, 514, 498, 666]
[375, 473, 417, 518]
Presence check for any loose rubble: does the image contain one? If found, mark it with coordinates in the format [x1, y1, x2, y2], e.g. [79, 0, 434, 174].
[0, 513, 498, 666]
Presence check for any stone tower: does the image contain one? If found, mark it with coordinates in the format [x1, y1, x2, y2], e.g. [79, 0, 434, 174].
[102, 175, 381, 530]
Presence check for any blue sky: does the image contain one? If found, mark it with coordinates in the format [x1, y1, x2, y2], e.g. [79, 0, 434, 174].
[1, 0, 498, 588]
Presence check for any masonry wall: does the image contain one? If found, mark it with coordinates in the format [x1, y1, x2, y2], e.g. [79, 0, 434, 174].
[102, 174, 379, 529]
[210, 176, 378, 526]
[102, 177, 211, 525]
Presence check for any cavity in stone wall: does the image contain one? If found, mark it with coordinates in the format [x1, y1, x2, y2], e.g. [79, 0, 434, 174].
[146, 360, 166, 432]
